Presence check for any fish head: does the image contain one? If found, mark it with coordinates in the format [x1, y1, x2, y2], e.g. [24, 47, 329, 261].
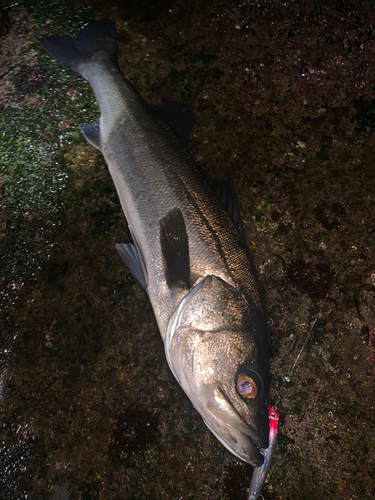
[165, 274, 269, 466]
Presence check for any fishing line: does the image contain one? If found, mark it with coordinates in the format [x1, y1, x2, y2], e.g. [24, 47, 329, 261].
[248, 293, 330, 499]
[273, 293, 329, 410]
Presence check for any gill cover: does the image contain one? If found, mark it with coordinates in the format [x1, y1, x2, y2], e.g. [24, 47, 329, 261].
[165, 274, 269, 466]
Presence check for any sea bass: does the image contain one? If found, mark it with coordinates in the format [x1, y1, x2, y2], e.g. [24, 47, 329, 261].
[39, 20, 270, 469]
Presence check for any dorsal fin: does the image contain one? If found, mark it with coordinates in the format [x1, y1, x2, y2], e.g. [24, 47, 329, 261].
[153, 99, 194, 151]
[206, 176, 246, 246]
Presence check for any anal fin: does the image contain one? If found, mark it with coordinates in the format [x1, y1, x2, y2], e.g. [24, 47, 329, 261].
[79, 117, 101, 151]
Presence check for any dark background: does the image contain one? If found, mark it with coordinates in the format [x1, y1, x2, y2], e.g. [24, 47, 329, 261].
[0, 0, 374, 498]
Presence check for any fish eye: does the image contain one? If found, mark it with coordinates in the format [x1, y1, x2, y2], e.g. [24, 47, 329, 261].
[236, 374, 258, 399]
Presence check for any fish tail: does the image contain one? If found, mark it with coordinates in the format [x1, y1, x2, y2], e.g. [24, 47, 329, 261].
[39, 20, 117, 79]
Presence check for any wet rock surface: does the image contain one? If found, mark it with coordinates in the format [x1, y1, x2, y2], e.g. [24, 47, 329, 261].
[1, 1, 374, 499]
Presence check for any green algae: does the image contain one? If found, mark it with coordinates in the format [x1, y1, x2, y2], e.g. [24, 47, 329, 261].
[24, 0, 93, 37]
[1, 106, 66, 214]
[0, 31, 103, 305]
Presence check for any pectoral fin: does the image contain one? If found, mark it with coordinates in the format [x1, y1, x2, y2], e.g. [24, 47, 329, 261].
[160, 207, 190, 289]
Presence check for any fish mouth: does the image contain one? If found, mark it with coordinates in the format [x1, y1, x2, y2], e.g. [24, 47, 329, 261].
[204, 384, 266, 466]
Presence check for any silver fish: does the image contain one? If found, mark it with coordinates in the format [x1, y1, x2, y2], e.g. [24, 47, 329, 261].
[39, 20, 270, 468]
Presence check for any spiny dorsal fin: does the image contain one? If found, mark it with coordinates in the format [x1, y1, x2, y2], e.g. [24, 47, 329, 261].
[206, 176, 246, 245]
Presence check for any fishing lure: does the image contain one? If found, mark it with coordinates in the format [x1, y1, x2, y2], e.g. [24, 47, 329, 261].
[248, 406, 279, 500]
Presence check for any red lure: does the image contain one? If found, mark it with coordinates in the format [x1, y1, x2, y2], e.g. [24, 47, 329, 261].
[248, 407, 280, 500]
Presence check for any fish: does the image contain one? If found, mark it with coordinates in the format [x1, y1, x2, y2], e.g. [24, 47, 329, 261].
[39, 20, 271, 472]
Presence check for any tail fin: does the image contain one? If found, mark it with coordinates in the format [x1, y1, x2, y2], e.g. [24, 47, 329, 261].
[39, 20, 117, 79]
